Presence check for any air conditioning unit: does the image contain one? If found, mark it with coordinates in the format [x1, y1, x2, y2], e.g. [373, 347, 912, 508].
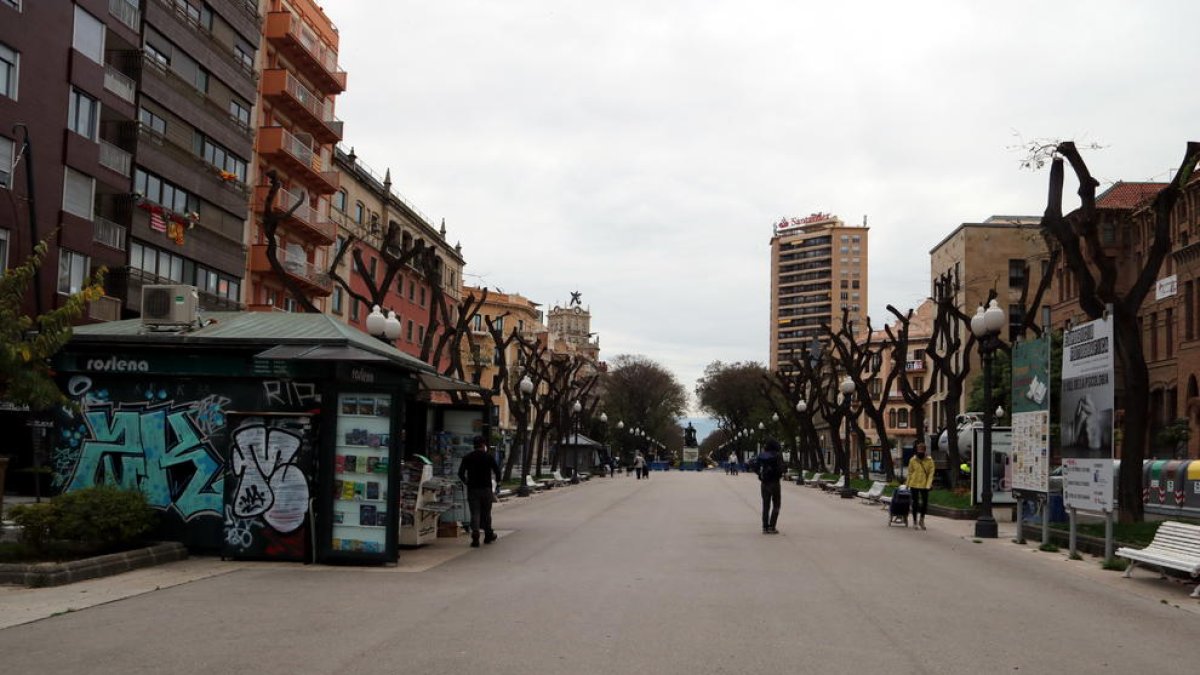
[141, 284, 198, 326]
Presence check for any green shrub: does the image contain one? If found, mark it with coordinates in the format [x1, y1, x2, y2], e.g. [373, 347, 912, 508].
[52, 486, 157, 548]
[10, 486, 156, 554]
[10, 502, 57, 551]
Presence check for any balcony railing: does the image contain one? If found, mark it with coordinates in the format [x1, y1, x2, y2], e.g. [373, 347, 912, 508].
[254, 184, 335, 243]
[258, 126, 338, 194]
[264, 11, 347, 92]
[104, 65, 136, 104]
[249, 244, 333, 294]
[99, 140, 132, 176]
[109, 0, 141, 31]
[261, 69, 343, 142]
[94, 217, 128, 250]
[88, 295, 123, 322]
[905, 359, 926, 373]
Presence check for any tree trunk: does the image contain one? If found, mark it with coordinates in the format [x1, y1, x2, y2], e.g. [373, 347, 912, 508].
[1114, 307, 1148, 522]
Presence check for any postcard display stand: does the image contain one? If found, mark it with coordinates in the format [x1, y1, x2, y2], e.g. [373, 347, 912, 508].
[331, 393, 395, 558]
[399, 460, 440, 547]
[436, 410, 482, 527]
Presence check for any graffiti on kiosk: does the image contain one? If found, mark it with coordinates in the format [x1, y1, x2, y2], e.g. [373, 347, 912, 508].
[53, 376, 224, 521]
[229, 422, 309, 533]
[262, 380, 319, 408]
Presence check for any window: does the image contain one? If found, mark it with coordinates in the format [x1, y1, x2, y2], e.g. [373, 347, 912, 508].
[72, 6, 105, 64]
[145, 42, 169, 67]
[1008, 259, 1026, 288]
[471, 315, 482, 331]
[1186, 281, 1195, 341]
[194, 67, 209, 94]
[0, 135, 12, 187]
[350, 298, 359, 321]
[406, 320, 414, 341]
[0, 228, 8, 274]
[0, 42, 17, 100]
[57, 249, 89, 294]
[196, 134, 247, 182]
[228, 99, 250, 127]
[62, 168, 94, 220]
[135, 168, 197, 213]
[1166, 308, 1174, 357]
[139, 107, 167, 135]
[67, 88, 99, 140]
[333, 189, 347, 212]
[1008, 303, 1024, 342]
[234, 42, 254, 71]
[418, 325, 424, 343]
[897, 409, 909, 428]
[331, 286, 343, 314]
[419, 287, 426, 307]
[407, 281, 415, 301]
[354, 201, 364, 224]
[1149, 312, 1158, 360]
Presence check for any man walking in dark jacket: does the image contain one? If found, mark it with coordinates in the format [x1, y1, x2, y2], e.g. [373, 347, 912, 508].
[756, 439, 785, 534]
[457, 435, 501, 548]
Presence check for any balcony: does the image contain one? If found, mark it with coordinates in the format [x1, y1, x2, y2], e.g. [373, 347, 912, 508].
[93, 217, 128, 251]
[88, 295, 124, 322]
[99, 140, 132, 176]
[104, 65, 136, 104]
[905, 359, 926, 373]
[248, 244, 333, 296]
[260, 69, 343, 144]
[264, 11, 347, 94]
[254, 185, 335, 245]
[109, 0, 141, 31]
[257, 126, 339, 195]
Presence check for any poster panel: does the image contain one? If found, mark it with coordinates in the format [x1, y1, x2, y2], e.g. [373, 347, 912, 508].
[1060, 317, 1115, 511]
[1011, 336, 1051, 494]
[973, 427, 1015, 505]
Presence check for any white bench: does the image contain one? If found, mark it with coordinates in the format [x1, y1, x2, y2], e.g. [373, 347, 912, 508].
[821, 476, 846, 493]
[857, 481, 886, 503]
[1116, 521, 1200, 598]
[523, 475, 545, 492]
[805, 473, 828, 488]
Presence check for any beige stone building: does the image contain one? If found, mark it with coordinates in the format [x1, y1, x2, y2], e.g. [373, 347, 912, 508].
[928, 216, 1049, 432]
[769, 214, 869, 372]
[459, 286, 547, 434]
[863, 299, 936, 451]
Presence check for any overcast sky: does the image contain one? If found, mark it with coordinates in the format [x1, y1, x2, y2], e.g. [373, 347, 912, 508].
[321, 1, 1198, 413]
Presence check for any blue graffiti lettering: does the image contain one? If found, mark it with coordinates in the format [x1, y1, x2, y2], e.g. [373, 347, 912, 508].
[65, 405, 223, 521]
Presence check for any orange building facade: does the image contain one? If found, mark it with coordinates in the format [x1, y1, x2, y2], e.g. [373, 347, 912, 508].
[246, 0, 344, 310]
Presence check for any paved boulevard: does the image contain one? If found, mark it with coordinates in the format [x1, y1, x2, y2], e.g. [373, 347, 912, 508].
[1, 471, 1197, 674]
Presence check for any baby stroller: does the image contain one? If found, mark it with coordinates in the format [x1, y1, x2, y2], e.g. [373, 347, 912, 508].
[888, 486, 912, 527]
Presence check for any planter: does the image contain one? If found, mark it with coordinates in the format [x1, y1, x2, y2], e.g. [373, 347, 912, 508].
[0, 542, 187, 587]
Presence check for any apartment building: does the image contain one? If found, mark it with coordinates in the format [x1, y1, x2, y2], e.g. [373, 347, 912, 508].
[0, 0, 259, 321]
[928, 215, 1048, 432]
[1048, 180, 1200, 458]
[863, 298, 935, 449]
[328, 146, 465, 360]
[246, 0, 343, 311]
[769, 213, 869, 373]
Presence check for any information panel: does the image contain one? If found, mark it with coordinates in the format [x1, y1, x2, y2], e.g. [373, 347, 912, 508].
[1060, 317, 1115, 512]
[1010, 336, 1051, 495]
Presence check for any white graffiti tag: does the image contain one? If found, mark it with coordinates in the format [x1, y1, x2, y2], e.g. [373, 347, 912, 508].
[224, 505, 263, 551]
[230, 424, 309, 533]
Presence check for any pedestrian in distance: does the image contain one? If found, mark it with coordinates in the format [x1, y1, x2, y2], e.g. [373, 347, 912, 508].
[906, 441, 935, 530]
[634, 451, 646, 479]
[457, 435, 501, 548]
[755, 439, 785, 534]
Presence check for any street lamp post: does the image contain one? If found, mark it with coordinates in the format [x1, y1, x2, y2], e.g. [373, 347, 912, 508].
[570, 399, 583, 483]
[839, 376, 857, 499]
[970, 299, 1007, 539]
[796, 398, 808, 483]
[599, 412, 610, 476]
[517, 375, 535, 497]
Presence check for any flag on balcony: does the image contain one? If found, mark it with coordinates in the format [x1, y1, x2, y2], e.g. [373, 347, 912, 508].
[150, 210, 167, 233]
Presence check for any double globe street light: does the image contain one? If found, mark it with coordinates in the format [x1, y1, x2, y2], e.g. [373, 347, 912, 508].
[365, 305, 402, 343]
[970, 299, 1007, 539]
[838, 376, 857, 498]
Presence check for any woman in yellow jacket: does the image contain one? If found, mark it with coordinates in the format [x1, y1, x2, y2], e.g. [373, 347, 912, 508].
[906, 441, 935, 530]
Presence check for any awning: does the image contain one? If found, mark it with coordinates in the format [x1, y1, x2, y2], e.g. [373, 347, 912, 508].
[418, 371, 487, 393]
[254, 344, 391, 362]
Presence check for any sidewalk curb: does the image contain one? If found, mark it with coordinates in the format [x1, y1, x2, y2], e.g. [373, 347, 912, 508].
[0, 542, 187, 588]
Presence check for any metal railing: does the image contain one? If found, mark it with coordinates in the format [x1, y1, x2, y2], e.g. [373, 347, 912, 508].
[94, 217, 128, 250]
[108, 0, 140, 30]
[88, 295, 123, 322]
[279, 247, 332, 290]
[272, 126, 330, 172]
[286, 13, 345, 78]
[276, 70, 341, 130]
[99, 140, 132, 176]
[103, 65, 136, 104]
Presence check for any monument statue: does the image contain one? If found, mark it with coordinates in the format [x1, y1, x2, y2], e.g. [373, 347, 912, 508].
[684, 422, 698, 448]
